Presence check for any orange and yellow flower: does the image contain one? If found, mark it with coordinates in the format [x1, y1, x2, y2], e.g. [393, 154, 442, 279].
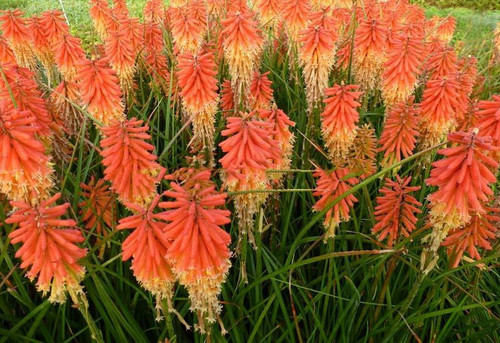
[7, 193, 87, 303]
[100, 118, 162, 207]
[160, 169, 231, 333]
[0, 10, 36, 69]
[320, 84, 363, 160]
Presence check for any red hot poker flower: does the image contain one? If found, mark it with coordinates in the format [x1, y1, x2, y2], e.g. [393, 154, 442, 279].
[159, 169, 231, 333]
[313, 167, 359, 240]
[0, 10, 36, 69]
[379, 97, 420, 166]
[442, 208, 500, 268]
[427, 130, 499, 233]
[117, 195, 174, 300]
[100, 118, 162, 207]
[7, 193, 87, 303]
[320, 84, 363, 160]
[77, 58, 124, 125]
[372, 176, 422, 247]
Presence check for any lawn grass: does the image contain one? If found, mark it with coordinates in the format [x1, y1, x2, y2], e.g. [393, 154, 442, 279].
[0, 1, 500, 343]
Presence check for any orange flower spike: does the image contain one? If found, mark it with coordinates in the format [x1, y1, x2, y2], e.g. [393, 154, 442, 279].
[426, 45, 458, 79]
[419, 76, 461, 148]
[255, 0, 280, 30]
[281, 0, 311, 43]
[177, 51, 218, 153]
[381, 34, 424, 105]
[100, 118, 162, 207]
[159, 169, 231, 332]
[219, 115, 280, 174]
[313, 167, 359, 240]
[0, 35, 16, 64]
[117, 195, 174, 300]
[0, 100, 53, 202]
[119, 17, 143, 55]
[40, 10, 69, 44]
[320, 84, 363, 159]
[257, 108, 295, 182]
[372, 176, 422, 247]
[353, 17, 388, 90]
[54, 34, 86, 81]
[6, 193, 87, 303]
[442, 208, 500, 268]
[51, 81, 83, 134]
[27, 16, 53, 67]
[427, 130, 499, 236]
[249, 71, 274, 110]
[298, 12, 337, 111]
[104, 27, 136, 91]
[144, 21, 164, 54]
[0, 64, 53, 136]
[77, 58, 124, 125]
[89, 0, 114, 39]
[79, 176, 116, 238]
[221, 10, 263, 102]
[379, 97, 420, 166]
[476, 95, 500, 151]
[0, 10, 36, 69]
[143, 0, 164, 23]
[112, 0, 129, 18]
[435, 16, 456, 43]
[220, 79, 235, 115]
[169, 4, 207, 53]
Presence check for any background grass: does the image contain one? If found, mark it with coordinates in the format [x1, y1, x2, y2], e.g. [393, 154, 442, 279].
[0, 1, 500, 343]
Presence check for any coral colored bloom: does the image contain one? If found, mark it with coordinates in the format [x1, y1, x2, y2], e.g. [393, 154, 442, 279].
[219, 113, 280, 237]
[0, 64, 52, 136]
[249, 71, 274, 109]
[476, 95, 500, 150]
[0, 35, 16, 63]
[39, 10, 69, 44]
[27, 16, 53, 69]
[426, 130, 498, 246]
[426, 45, 458, 79]
[0, 10, 36, 69]
[112, 0, 129, 18]
[381, 34, 424, 105]
[51, 81, 82, 135]
[159, 169, 231, 332]
[169, 3, 207, 53]
[320, 84, 363, 160]
[419, 76, 461, 148]
[353, 17, 388, 90]
[100, 118, 162, 207]
[77, 58, 124, 124]
[104, 27, 136, 91]
[435, 16, 456, 43]
[89, 0, 114, 39]
[281, 0, 311, 43]
[79, 176, 116, 239]
[379, 97, 420, 166]
[0, 100, 53, 202]
[372, 176, 422, 247]
[442, 208, 499, 268]
[53, 34, 86, 81]
[220, 79, 235, 114]
[117, 195, 174, 300]
[7, 193, 87, 303]
[298, 12, 337, 111]
[177, 51, 219, 154]
[221, 10, 263, 102]
[143, 0, 164, 23]
[313, 167, 358, 240]
[255, 0, 280, 30]
[257, 108, 295, 183]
